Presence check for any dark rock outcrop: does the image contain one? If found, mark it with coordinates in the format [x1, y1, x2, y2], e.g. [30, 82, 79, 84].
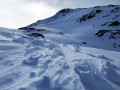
[77, 10, 102, 23]
[27, 33, 45, 38]
[19, 27, 35, 30]
[109, 21, 120, 26]
[95, 30, 120, 39]
[18, 27, 46, 31]
[55, 8, 71, 16]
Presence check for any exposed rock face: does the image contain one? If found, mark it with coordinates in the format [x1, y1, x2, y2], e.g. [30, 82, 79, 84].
[27, 33, 45, 38]
[95, 30, 120, 39]
[19, 27, 46, 31]
[56, 8, 71, 16]
[19, 27, 35, 30]
[109, 21, 120, 26]
[77, 10, 102, 23]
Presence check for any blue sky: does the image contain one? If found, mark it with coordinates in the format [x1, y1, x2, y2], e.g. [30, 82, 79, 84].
[0, 0, 120, 29]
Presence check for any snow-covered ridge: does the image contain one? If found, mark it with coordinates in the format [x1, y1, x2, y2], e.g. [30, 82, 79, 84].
[19, 5, 120, 27]
[19, 5, 120, 51]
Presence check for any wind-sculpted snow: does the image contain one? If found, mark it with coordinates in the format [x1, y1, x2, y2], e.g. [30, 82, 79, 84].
[0, 27, 120, 90]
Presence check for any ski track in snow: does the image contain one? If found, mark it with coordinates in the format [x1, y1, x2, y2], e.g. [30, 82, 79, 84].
[0, 27, 120, 90]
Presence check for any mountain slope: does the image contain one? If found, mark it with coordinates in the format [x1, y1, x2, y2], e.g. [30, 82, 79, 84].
[0, 5, 120, 90]
[19, 5, 120, 51]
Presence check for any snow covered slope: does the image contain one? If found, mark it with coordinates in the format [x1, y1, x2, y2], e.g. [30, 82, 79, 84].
[0, 26, 120, 90]
[19, 5, 120, 51]
[0, 5, 120, 90]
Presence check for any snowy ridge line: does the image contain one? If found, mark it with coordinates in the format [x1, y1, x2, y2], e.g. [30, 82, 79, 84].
[19, 5, 120, 51]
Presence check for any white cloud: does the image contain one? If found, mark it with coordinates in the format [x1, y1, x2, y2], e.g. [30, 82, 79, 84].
[0, 0, 120, 29]
[25, 0, 120, 8]
[0, 0, 57, 29]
